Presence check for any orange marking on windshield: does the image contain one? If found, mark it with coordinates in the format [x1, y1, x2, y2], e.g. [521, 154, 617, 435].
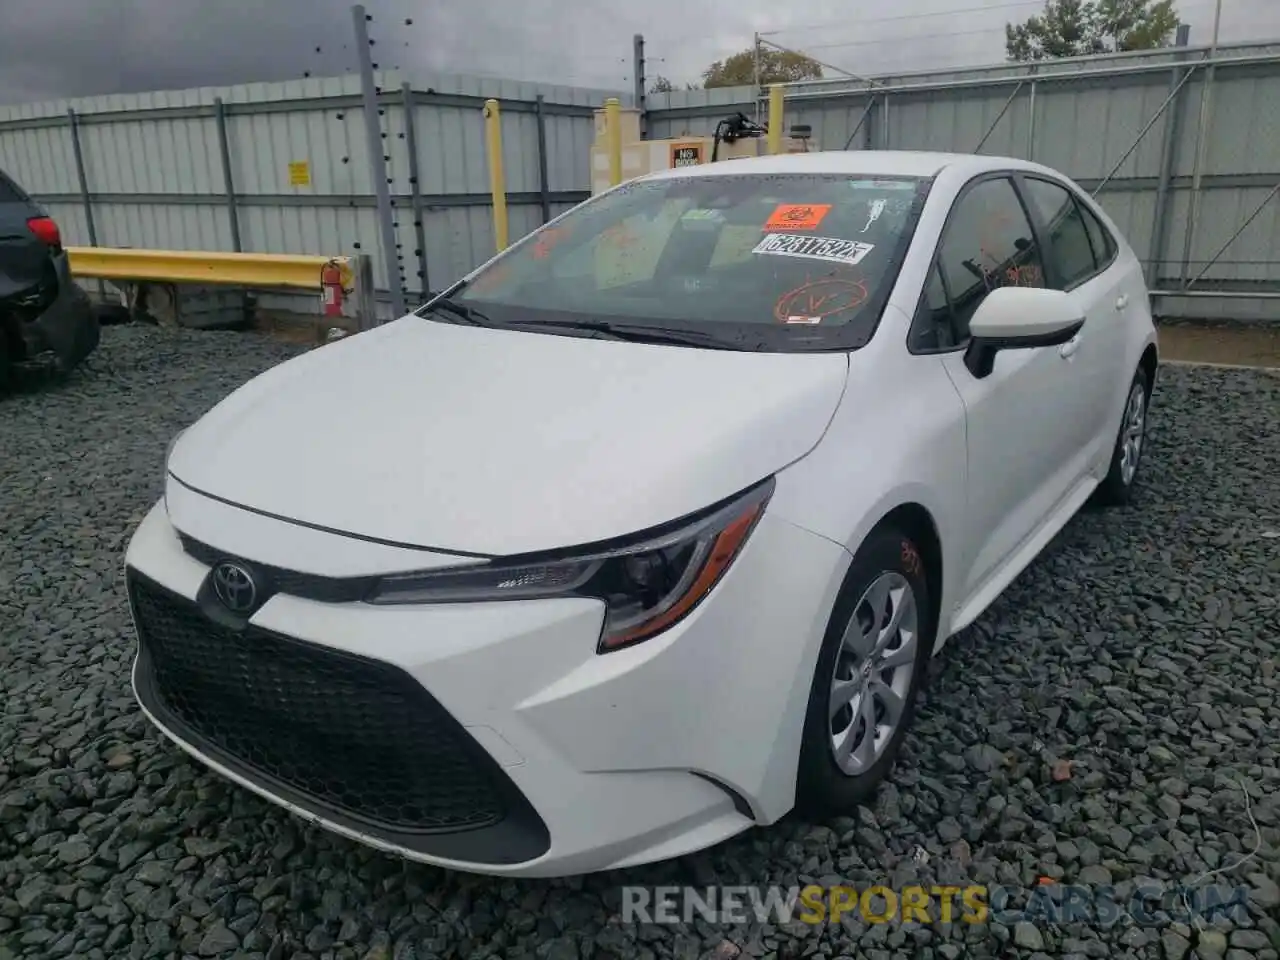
[472, 261, 511, 293]
[531, 227, 567, 259]
[601, 224, 640, 249]
[773, 277, 868, 323]
[763, 204, 832, 231]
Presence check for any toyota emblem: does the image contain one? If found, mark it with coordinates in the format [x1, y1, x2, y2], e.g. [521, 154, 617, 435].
[211, 561, 258, 613]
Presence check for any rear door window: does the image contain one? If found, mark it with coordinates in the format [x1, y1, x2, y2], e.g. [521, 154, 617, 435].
[1077, 197, 1117, 267]
[1021, 177, 1102, 289]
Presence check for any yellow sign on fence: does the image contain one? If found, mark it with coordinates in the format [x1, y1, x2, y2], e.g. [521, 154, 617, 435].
[288, 161, 311, 187]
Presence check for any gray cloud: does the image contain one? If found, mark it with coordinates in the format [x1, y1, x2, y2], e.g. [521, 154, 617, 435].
[0, 0, 1275, 105]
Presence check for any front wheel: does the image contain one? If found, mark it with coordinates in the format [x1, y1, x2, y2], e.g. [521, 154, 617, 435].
[795, 526, 935, 818]
[1093, 366, 1150, 506]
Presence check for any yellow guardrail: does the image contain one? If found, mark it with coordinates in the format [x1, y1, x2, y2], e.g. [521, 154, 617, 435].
[66, 247, 355, 291]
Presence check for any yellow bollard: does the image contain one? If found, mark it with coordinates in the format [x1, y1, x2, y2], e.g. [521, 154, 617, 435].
[483, 99, 509, 252]
[767, 85, 784, 155]
[604, 97, 623, 186]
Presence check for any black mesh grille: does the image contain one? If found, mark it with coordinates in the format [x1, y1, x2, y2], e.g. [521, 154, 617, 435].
[177, 533, 376, 603]
[129, 573, 507, 834]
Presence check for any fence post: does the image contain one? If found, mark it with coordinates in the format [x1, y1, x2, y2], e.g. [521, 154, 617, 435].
[353, 253, 377, 330]
[1180, 42, 1222, 288]
[767, 86, 783, 154]
[1148, 24, 1192, 289]
[483, 100, 509, 252]
[212, 98, 242, 253]
[400, 82, 429, 295]
[66, 108, 104, 301]
[1026, 78, 1037, 160]
[535, 95, 551, 224]
[633, 34, 647, 140]
[352, 3, 406, 320]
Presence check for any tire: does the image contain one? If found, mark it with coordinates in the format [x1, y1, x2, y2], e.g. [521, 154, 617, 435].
[795, 525, 935, 818]
[1092, 365, 1150, 507]
[0, 327, 10, 395]
[94, 303, 133, 326]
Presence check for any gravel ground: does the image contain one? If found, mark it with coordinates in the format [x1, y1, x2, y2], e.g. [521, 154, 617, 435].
[2, 325, 1278, 960]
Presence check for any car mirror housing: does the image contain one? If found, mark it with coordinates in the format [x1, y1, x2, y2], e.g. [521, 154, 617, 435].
[964, 286, 1086, 379]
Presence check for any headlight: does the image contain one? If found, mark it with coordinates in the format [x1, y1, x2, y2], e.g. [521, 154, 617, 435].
[368, 478, 773, 652]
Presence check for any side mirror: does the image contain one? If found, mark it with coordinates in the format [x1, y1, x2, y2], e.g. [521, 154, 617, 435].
[963, 286, 1085, 379]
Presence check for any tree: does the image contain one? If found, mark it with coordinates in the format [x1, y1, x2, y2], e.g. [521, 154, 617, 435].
[701, 47, 823, 88]
[1006, 0, 1178, 61]
[648, 75, 699, 93]
[1096, 0, 1180, 51]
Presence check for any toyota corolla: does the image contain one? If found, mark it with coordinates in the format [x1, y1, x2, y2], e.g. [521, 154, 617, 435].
[124, 150, 1158, 878]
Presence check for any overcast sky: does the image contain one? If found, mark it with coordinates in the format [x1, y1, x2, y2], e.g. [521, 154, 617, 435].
[0, 0, 1277, 105]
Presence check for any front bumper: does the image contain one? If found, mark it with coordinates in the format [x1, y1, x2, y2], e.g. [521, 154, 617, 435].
[123, 486, 850, 877]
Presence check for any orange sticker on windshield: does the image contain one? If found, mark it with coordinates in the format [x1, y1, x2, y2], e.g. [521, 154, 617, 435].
[764, 204, 831, 231]
[531, 227, 567, 260]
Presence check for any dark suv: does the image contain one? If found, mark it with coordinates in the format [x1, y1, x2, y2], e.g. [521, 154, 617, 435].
[1, 167, 99, 391]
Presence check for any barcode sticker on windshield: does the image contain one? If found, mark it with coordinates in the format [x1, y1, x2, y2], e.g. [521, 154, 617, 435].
[752, 233, 875, 266]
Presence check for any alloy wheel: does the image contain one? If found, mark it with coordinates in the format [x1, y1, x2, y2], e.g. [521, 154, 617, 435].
[827, 571, 919, 776]
[1119, 381, 1146, 486]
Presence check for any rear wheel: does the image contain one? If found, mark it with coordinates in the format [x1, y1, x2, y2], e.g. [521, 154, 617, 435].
[0, 316, 13, 394]
[1093, 366, 1150, 506]
[795, 526, 934, 817]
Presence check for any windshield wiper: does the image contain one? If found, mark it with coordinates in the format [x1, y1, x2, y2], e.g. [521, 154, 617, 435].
[514, 319, 743, 350]
[423, 296, 502, 328]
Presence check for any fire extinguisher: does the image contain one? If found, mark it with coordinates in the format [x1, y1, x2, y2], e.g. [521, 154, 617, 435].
[320, 259, 345, 317]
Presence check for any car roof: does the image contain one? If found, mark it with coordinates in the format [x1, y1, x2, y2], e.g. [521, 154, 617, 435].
[640, 149, 1053, 183]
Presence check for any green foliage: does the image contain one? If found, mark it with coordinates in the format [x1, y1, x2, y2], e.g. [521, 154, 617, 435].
[1006, 0, 1179, 61]
[701, 47, 823, 88]
[648, 76, 699, 93]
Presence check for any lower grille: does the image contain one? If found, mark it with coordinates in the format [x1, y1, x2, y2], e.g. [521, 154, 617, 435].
[128, 571, 550, 862]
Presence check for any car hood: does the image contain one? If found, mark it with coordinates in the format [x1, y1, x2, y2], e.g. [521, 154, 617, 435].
[168, 316, 849, 557]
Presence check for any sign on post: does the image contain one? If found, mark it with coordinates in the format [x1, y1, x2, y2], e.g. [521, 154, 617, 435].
[669, 142, 704, 168]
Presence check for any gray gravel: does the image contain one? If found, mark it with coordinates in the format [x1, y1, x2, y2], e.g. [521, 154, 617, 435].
[2, 325, 1279, 960]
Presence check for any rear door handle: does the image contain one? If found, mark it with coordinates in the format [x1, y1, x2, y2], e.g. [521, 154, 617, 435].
[1060, 335, 1081, 359]
[1115, 294, 1129, 311]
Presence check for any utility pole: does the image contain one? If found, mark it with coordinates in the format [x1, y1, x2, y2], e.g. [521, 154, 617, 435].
[633, 33, 647, 139]
[352, 4, 405, 320]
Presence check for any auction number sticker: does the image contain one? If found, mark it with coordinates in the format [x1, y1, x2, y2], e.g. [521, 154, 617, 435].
[753, 233, 875, 266]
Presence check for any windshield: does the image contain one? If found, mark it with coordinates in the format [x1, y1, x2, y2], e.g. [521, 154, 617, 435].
[435, 172, 932, 352]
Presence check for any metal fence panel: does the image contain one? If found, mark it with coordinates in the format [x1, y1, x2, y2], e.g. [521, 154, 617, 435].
[2, 43, 1277, 322]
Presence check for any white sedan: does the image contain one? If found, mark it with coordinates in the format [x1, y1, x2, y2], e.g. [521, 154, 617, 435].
[124, 150, 1157, 878]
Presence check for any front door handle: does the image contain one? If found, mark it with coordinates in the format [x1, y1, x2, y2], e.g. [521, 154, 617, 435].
[1060, 335, 1081, 359]
[1115, 294, 1129, 311]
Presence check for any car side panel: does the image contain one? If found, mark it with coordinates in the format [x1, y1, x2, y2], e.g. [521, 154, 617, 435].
[765, 308, 971, 648]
